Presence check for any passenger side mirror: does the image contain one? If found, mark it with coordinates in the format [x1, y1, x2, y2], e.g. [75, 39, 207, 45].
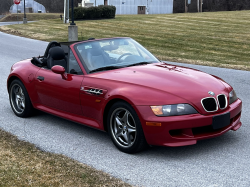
[51, 65, 67, 80]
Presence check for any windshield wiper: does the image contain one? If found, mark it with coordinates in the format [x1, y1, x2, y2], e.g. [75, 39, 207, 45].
[126, 62, 151, 67]
[89, 62, 151, 73]
[89, 66, 122, 73]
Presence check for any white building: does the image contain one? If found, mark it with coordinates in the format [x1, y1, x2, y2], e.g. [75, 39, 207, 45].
[81, 0, 173, 14]
[10, 0, 46, 14]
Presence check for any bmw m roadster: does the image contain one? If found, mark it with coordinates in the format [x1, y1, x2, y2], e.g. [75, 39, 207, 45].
[7, 37, 242, 153]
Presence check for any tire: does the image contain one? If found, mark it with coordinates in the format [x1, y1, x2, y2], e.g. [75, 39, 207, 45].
[107, 101, 148, 153]
[9, 79, 34, 118]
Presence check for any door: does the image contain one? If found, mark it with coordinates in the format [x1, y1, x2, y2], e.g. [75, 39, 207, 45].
[104, 0, 108, 5]
[34, 50, 84, 116]
[138, 6, 146, 14]
[35, 69, 83, 115]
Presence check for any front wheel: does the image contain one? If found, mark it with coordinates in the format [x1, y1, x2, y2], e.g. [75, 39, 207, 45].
[9, 79, 34, 118]
[107, 101, 148, 153]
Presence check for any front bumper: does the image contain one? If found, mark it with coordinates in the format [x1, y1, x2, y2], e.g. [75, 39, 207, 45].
[136, 99, 242, 147]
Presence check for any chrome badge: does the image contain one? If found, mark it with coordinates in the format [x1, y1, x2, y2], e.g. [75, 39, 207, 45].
[208, 91, 215, 96]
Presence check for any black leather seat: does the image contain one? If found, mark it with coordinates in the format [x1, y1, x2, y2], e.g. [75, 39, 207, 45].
[44, 41, 61, 58]
[47, 46, 67, 70]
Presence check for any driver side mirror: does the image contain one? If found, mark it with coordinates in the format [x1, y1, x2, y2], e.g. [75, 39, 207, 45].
[51, 65, 67, 80]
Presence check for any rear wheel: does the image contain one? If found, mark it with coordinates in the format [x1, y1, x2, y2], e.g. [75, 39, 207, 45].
[107, 101, 148, 153]
[9, 79, 34, 118]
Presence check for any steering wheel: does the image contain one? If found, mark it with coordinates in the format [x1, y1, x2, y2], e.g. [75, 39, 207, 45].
[116, 53, 132, 63]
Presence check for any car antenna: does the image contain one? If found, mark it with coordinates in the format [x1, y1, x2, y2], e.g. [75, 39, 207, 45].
[88, 38, 95, 40]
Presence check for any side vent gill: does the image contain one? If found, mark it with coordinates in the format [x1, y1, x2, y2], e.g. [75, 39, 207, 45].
[84, 88, 103, 95]
[81, 86, 107, 96]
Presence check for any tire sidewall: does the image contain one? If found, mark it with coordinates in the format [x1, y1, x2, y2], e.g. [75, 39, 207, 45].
[107, 101, 147, 153]
[9, 79, 33, 118]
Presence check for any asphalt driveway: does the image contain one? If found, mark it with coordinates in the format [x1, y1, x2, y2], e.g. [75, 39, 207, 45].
[0, 31, 249, 187]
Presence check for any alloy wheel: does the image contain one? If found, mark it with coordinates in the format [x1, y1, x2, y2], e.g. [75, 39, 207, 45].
[110, 108, 137, 148]
[10, 84, 25, 114]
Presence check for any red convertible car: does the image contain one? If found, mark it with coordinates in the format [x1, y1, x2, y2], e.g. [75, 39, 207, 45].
[7, 37, 242, 153]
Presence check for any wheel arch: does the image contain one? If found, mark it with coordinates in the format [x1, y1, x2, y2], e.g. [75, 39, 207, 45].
[103, 97, 149, 153]
[7, 75, 35, 108]
[7, 75, 22, 93]
[103, 98, 137, 132]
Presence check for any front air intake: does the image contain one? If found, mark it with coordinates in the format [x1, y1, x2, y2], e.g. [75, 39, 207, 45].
[218, 94, 227, 109]
[201, 97, 217, 112]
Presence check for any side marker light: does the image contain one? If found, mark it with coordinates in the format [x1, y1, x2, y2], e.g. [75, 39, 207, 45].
[146, 122, 162, 127]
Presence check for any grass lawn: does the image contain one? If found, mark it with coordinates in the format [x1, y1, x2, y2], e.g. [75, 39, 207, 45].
[0, 11, 250, 70]
[0, 13, 61, 22]
[0, 129, 131, 186]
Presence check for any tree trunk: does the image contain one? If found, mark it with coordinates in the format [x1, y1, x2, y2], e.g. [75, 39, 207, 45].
[200, 0, 203, 12]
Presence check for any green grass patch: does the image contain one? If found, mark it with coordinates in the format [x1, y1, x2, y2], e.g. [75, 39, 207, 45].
[0, 129, 131, 186]
[1, 11, 250, 70]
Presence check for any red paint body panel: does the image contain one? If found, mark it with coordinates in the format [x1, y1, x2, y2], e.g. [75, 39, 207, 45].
[89, 63, 229, 115]
[34, 68, 83, 116]
[34, 104, 100, 129]
[7, 40, 243, 148]
[8, 60, 41, 103]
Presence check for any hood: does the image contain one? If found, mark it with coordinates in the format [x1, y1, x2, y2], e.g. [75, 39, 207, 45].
[90, 63, 229, 111]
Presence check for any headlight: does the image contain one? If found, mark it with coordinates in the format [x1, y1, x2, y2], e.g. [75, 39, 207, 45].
[229, 89, 238, 105]
[151, 104, 198, 117]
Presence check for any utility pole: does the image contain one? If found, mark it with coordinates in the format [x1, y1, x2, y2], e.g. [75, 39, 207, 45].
[68, 0, 78, 41]
[71, 0, 75, 25]
[64, 0, 69, 23]
[23, 0, 27, 24]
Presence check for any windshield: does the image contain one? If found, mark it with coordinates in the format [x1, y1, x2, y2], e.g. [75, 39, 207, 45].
[75, 38, 159, 72]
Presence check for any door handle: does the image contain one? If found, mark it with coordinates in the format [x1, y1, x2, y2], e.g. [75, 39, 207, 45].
[37, 76, 44, 81]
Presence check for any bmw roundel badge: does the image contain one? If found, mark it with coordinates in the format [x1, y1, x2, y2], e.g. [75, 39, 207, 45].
[208, 91, 215, 96]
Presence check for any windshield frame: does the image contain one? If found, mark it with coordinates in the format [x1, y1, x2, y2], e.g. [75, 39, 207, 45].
[74, 37, 159, 74]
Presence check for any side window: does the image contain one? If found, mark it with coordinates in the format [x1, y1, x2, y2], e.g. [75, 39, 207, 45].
[68, 50, 83, 75]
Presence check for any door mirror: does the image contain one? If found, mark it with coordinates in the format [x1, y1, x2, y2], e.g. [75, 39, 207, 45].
[51, 65, 67, 80]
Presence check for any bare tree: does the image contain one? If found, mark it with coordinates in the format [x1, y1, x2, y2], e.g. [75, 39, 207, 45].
[174, 0, 250, 13]
[0, 0, 12, 14]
